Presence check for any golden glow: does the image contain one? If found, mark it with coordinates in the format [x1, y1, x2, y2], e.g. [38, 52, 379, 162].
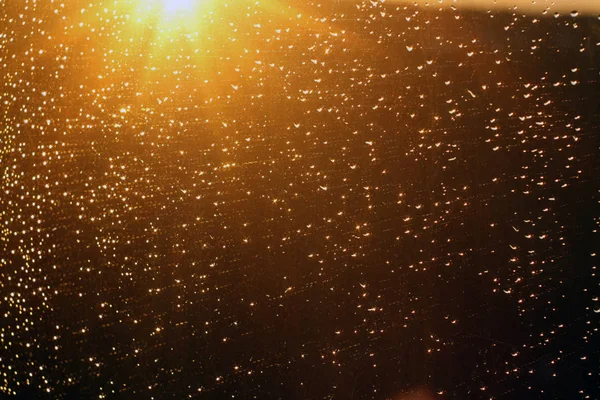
[163, 0, 197, 14]
[57, 0, 328, 105]
[138, 0, 210, 28]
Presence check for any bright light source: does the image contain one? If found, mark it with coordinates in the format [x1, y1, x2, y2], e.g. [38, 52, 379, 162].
[163, 0, 195, 14]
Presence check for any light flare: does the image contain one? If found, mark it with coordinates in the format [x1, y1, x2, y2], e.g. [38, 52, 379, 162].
[163, 0, 197, 14]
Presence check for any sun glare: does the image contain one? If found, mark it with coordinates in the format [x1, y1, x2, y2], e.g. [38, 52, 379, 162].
[163, 0, 196, 14]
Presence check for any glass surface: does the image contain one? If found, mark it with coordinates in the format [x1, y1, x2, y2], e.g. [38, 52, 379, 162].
[1, 1, 599, 398]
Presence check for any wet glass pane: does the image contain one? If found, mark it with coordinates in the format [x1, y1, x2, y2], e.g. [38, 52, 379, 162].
[1, 1, 599, 398]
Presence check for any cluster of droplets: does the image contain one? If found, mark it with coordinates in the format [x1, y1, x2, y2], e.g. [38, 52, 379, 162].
[1, 0, 599, 398]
